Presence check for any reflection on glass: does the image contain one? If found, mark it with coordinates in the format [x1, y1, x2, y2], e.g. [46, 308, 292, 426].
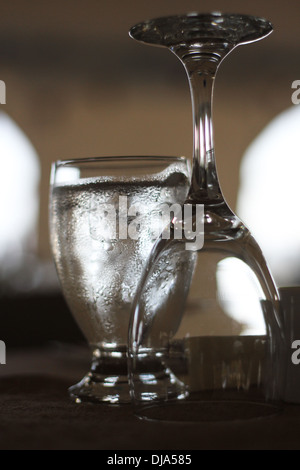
[216, 257, 266, 335]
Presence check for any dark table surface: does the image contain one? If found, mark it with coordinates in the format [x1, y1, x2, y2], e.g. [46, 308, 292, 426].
[0, 343, 300, 450]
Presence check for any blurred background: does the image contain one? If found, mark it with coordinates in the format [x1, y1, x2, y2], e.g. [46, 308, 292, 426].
[0, 0, 300, 348]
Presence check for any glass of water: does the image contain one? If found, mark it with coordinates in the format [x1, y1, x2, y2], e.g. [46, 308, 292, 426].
[49, 156, 190, 404]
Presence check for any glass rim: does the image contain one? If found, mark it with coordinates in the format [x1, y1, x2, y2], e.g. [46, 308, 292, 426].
[54, 155, 188, 168]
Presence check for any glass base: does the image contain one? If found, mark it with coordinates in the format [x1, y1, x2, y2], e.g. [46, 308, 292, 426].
[68, 346, 130, 404]
[69, 345, 188, 405]
[134, 399, 281, 423]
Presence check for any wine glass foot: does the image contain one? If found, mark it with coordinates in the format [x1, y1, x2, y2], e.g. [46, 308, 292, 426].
[135, 398, 281, 423]
[69, 346, 131, 404]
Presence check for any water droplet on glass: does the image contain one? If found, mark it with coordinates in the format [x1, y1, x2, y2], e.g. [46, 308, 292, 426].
[104, 241, 113, 251]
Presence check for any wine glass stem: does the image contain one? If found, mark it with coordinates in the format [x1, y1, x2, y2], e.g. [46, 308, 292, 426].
[178, 52, 225, 203]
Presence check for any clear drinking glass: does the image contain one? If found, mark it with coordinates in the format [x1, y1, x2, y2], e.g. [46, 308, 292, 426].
[49, 156, 190, 404]
[128, 13, 286, 421]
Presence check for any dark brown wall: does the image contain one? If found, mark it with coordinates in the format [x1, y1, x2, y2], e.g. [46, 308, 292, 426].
[0, 0, 297, 259]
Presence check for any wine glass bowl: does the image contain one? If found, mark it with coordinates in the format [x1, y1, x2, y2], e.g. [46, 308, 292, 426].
[128, 13, 285, 422]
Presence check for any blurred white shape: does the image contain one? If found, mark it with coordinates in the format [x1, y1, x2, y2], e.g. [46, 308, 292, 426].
[0, 112, 40, 289]
[237, 105, 300, 287]
[216, 257, 266, 335]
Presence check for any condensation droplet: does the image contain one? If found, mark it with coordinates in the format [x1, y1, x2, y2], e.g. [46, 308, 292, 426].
[104, 241, 113, 251]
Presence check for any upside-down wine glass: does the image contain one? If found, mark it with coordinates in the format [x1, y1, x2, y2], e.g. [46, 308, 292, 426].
[128, 13, 286, 421]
